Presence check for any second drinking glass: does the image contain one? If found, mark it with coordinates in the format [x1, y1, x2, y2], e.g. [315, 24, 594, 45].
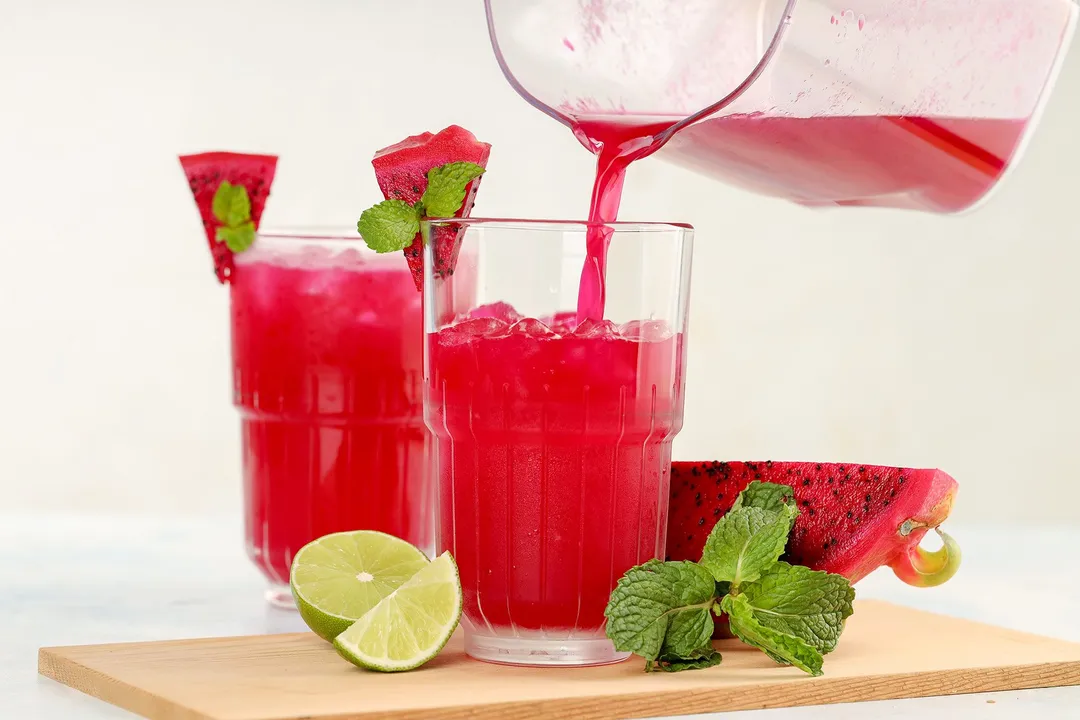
[231, 229, 442, 606]
[423, 219, 694, 666]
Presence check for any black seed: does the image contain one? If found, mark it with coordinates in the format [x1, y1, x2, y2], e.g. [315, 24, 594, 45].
[899, 476, 905, 484]
[754, 473, 761, 480]
[766, 460, 774, 468]
[713, 508, 722, 516]
[808, 508, 816, 516]
[716, 493, 723, 500]
[883, 500, 890, 507]
[412, 185, 420, 194]
[865, 494, 872, 503]
[695, 492, 701, 501]
[859, 467, 866, 473]
[698, 518, 705, 526]
[833, 490, 839, 497]
[828, 477, 834, 484]
[815, 464, 822, 471]
[890, 489, 896, 497]
[823, 541, 830, 550]
[802, 500, 810, 507]
[687, 534, 693, 541]
[846, 511, 853, 518]
[802, 479, 810, 486]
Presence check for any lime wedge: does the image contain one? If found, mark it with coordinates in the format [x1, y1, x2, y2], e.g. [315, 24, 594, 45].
[290, 530, 429, 642]
[332, 551, 462, 672]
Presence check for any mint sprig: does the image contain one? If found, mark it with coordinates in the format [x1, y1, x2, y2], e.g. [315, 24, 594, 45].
[356, 161, 486, 253]
[212, 181, 256, 253]
[604, 482, 855, 675]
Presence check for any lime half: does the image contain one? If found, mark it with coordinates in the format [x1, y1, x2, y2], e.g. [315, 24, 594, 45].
[290, 530, 429, 642]
[333, 551, 462, 672]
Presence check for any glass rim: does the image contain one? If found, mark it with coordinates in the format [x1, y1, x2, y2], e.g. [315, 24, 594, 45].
[420, 217, 693, 232]
[256, 226, 366, 242]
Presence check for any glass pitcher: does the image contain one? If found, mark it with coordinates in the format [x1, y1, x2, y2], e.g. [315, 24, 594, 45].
[485, 0, 1078, 213]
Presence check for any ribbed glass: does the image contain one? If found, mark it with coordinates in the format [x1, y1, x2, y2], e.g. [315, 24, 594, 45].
[423, 219, 693, 665]
[229, 229, 432, 606]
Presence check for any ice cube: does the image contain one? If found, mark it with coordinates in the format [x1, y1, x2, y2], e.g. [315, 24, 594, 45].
[333, 247, 367, 269]
[295, 245, 336, 269]
[573, 318, 619, 339]
[468, 302, 523, 324]
[619, 319, 673, 341]
[453, 317, 512, 337]
[508, 318, 556, 337]
[545, 311, 579, 334]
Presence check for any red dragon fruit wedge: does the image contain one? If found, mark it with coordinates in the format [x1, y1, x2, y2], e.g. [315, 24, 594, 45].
[668, 461, 960, 640]
[179, 152, 278, 283]
[667, 461, 960, 587]
[372, 125, 491, 290]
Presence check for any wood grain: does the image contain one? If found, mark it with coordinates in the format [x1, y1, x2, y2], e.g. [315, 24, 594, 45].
[38, 600, 1080, 720]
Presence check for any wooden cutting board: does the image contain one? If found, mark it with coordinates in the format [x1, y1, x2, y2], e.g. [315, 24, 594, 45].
[38, 600, 1080, 720]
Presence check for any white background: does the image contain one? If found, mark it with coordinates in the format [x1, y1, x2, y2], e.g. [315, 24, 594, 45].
[1, 0, 1078, 523]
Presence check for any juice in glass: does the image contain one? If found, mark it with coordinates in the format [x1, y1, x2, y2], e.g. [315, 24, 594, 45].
[230, 231, 430, 605]
[424, 219, 693, 665]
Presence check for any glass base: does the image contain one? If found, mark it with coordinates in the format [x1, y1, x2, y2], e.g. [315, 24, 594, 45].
[265, 584, 297, 610]
[464, 631, 631, 667]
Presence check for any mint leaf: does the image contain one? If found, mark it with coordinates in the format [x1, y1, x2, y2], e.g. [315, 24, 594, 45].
[739, 562, 854, 655]
[700, 506, 795, 588]
[357, 199, 421, 253]
[660, 601, 715, 659]
[216, 221, 256, 253]
[655, 647, 723, 673]
[421, 161, 486, 218]
[732, 481, 797, 519]
[721, 594, 824, 676]
[212, 181, 251, 228]
[604, 559, 716, 663]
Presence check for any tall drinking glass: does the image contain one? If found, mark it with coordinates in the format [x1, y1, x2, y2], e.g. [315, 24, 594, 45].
[423, 219, 693, 666]
[230, 229, 433, 606]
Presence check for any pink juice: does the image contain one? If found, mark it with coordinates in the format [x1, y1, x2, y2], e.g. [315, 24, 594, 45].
[569, 113, 1028, 318]
[427, 313, 685, 636]
[230, 245, 429, 590]
[661, 114, 1028, 213]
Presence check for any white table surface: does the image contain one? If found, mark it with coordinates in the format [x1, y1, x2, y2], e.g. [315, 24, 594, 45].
[4, 515, 1080, 719]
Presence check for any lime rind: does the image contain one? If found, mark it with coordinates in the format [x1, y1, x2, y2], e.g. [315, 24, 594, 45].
[332, 551, 463, 673]
[290, 530, 430, 642]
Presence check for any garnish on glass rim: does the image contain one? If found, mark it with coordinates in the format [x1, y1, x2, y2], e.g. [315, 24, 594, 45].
[178, 151, 278, 283]
[357, 161, 486, 253]
[604, 481, 855, 674]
